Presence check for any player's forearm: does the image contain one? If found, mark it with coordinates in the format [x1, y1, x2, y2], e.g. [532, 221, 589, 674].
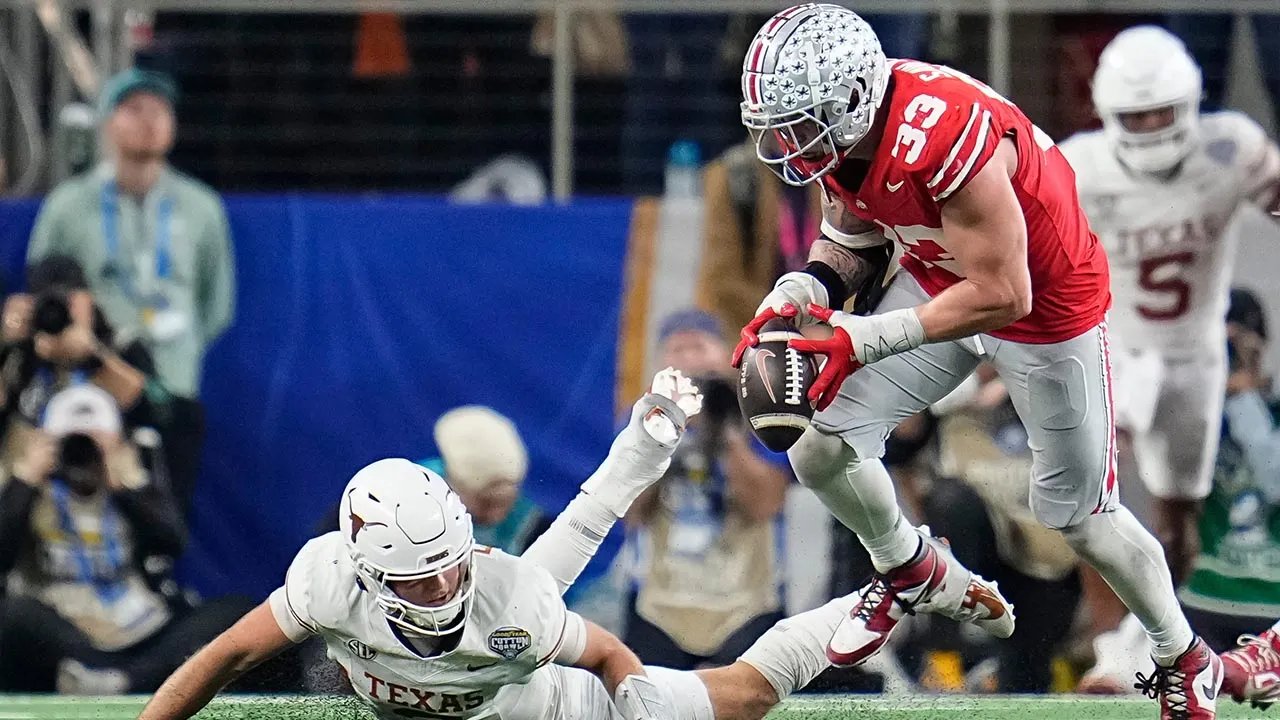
[522, 491, 616, 595]
[914, 274, 1031, 342]
[138, 643, 250, 720]
[806, 239, 889, 308]
[596, 640, 647, 696]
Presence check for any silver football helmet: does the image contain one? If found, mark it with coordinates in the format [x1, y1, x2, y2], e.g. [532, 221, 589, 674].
[740, 3, 889, 185]
[1092, 26, 1203, 174]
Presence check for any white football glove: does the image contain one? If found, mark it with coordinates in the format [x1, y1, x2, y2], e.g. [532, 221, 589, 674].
[581, 368, 702, 517]
[754, 272, 829, 328]
[615, 674, 676, 720]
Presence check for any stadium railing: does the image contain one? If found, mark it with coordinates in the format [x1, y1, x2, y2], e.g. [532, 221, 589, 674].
[0, 0, 1275, 198]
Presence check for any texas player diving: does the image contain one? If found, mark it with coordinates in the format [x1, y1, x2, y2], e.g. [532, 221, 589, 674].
[137, 370, 867, 720]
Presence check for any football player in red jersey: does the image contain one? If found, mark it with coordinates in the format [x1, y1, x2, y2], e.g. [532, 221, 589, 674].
[733, 5, 1220, 717]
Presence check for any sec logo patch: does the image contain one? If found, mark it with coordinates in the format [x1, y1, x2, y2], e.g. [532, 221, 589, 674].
[487, 626, 532, 660]
[346, 638, 377, 660]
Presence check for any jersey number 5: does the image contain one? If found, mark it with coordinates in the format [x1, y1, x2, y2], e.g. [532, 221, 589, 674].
[892, 94, 947, 165]
[1137, 251, 1194, 320]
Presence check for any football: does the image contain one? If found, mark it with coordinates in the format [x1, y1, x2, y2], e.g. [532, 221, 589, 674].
[736, 318, 818, 452]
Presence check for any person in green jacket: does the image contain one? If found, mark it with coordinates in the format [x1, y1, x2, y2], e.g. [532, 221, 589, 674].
[25, 68, 236, 516]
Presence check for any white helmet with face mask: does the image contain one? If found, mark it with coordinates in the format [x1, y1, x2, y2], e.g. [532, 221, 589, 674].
[1092, 26, 1203, 175]
[339, 458, 476, 637]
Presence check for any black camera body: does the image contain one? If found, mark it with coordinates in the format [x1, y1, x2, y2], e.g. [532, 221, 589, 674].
[693, 375, 737, 427]
[57, 432, 106, 495]
[32, 290, 74, 336]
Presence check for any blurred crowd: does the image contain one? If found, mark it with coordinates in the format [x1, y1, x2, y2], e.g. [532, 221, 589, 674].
[0, 3, 1277, 702]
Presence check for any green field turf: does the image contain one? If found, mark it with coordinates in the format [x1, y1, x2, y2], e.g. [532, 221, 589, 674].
[0, 695, 1271, 720]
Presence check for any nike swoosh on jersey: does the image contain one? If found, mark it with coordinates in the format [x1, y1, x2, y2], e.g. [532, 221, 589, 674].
[886, 180, 904, 192]
[467, 662, 500, 671]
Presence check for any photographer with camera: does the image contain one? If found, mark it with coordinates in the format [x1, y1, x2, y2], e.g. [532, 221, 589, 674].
[0, 256, 170, 444]
[0, 385, 242, 694]
[622, 309, 791, 669]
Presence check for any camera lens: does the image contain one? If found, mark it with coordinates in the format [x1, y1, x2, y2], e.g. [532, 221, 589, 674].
[32, 293, 72, 335]
[59, 433, 103, 470]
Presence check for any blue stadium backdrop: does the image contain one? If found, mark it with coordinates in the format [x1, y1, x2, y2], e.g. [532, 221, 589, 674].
[0, 195, 635, 601]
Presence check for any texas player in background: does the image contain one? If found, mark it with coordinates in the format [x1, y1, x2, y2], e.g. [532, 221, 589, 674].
[1058, 25, 1280, 700]
[136, 371, 866, 720]
[735, 5, 1219, 718]
[1061, 26, 1280, 585]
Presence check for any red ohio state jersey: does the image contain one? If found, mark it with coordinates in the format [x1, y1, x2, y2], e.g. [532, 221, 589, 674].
[821, 60, 1110, 344]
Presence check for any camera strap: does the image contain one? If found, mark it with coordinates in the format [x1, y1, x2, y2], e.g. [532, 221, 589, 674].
[100, 180, 174, 305]
[31, 368, 88, 421]
[49, 479, 127, 605]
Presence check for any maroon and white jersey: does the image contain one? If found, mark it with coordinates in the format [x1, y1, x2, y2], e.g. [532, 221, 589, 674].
[1061, 111, 1280, 355]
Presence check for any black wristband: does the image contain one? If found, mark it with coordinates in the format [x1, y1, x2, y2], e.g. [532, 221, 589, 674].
[802, 261, 850, 309]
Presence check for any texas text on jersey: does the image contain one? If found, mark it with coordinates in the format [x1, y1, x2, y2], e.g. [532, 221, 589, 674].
[819, 59, 1111, 344]
[269, 534, 567, 720]
[1061, 111, 1280, 353]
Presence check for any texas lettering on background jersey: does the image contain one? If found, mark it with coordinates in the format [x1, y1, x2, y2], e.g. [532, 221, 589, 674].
[1060, 112, 1280, 354]
[821, 59, 1111, 344]
[268, 534, 568, 720]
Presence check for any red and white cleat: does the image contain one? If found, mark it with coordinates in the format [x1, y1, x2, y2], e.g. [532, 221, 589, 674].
[1220, 629, 1280, 709]
[826, 530, 1015, 667]
[1135, 638, 1223, 720]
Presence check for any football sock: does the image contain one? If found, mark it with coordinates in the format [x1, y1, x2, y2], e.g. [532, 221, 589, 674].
[641, 667, 715, 720]
[1061, 507, 1194, 665]
[739, 595, 855, 701]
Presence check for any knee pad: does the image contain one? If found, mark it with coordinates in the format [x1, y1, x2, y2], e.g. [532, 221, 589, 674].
[787, 428, 858, 492]
[1022, 357, 1110, 530]
[1029, 483, 1088, 530]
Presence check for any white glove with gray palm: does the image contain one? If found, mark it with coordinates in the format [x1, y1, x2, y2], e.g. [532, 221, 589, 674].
[581, 368, 702, 517]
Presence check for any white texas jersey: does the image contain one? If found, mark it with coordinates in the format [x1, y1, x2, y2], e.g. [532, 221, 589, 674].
[1060, 111, 1280, 354]
[268, 532, 569, 720]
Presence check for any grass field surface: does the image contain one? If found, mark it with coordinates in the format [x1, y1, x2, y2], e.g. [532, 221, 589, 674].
[0, 694, 1271, 720]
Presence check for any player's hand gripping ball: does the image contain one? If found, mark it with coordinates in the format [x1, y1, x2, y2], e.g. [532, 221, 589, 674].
[735, 314, 818, 452]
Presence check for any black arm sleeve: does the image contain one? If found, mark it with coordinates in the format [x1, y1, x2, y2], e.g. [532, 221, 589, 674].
[0, 480, 39, 574]
[847, 242, 895, 316]
[804, 239, 895, 315]
[117, 340, 175, 431]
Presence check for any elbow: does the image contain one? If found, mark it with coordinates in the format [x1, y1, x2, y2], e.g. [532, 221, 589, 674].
[1007, 288, 1032, 324]
[990, 280, 1031, 326]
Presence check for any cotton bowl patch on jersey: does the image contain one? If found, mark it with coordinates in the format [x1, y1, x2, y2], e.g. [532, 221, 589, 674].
[737, 318, 817, 452]
[487, 626, 532, 660]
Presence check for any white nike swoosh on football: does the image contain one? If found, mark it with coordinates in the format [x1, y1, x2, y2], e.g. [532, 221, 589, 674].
[886, 180, 904, 192]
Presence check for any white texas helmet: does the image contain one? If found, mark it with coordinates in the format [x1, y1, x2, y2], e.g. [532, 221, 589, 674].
[740, 3, 889, 185]
[1092, 26, 1203, 174]
[339, 458, 476, 637]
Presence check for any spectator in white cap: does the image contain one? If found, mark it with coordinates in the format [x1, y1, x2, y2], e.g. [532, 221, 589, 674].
[0, 384, 247, 695]
[421, 405, 548, 554]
